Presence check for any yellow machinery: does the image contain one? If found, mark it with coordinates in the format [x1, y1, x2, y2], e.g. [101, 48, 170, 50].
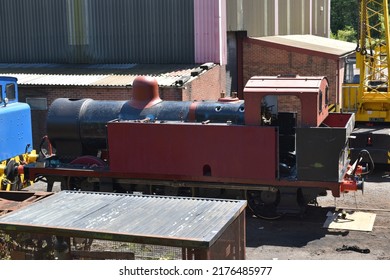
[342, 0, 390, 164]
[0, 151, 38, 191]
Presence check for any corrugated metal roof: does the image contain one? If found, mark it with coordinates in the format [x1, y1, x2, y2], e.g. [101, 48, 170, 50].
[252, 35, 356, 57]
[0, 191, 246, 248]
[0, 63, 213, 87]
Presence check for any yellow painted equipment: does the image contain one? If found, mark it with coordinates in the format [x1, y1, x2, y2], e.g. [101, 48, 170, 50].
[342, 0, 390, 164]
[0, 151, 38, 191]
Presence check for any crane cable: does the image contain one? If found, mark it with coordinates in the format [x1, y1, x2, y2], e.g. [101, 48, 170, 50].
[356, 0, 362, 52]
[356, 0, 369, 55]
[362, 0, 368, 55]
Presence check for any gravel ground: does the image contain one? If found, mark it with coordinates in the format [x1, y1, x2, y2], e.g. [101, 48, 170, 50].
[246, 166, 390, 260]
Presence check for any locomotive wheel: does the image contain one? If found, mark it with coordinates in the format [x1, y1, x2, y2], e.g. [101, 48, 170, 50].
[62, 156, 107, 191]
[246, 189, 282, 220]
[65, 176, 95, 191]
[2, 159, 23, 191]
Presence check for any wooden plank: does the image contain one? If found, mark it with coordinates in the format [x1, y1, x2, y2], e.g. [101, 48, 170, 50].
[323, 211, 376, 232]
[0, 191, 53, 215]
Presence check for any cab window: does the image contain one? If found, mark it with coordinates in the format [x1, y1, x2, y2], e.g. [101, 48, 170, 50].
[6, 83, 16, 101]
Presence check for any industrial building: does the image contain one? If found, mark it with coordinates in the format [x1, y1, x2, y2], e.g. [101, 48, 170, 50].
[0, 0, 354, 149]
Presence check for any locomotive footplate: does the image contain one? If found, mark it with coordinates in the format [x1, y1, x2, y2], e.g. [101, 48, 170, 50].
[21, 160, 365, 219]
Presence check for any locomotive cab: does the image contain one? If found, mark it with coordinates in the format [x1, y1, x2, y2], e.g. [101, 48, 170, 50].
[243, 75, 363, 217]
[244, 75, 332, 179]
[245, 75, 359, 184]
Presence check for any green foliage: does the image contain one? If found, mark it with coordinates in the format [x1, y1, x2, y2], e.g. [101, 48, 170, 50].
[331, 26, 357, 42]
[331, 0, 359, 35]
[331, 0, 389, 42]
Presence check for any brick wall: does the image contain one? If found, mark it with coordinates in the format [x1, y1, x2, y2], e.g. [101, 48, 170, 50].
[242, 39, 340, 126]
[243, 39, 339, 105]
[182, 65, 226, 101]
[160, 65, 225, 101]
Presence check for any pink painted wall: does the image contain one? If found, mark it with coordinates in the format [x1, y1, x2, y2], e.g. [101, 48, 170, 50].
[194, 0, 227, 65]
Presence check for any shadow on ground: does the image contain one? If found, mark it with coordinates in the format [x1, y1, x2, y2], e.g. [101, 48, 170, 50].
[245, 205, 347, 248]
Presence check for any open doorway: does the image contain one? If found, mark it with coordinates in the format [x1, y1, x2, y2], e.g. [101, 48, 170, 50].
[261, 95, 301, 178]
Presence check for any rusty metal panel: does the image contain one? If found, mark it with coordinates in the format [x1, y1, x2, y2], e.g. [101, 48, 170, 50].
[0, 191, 53, 215]
[208, 211, 246, 259]
[0, 191, 247, 249]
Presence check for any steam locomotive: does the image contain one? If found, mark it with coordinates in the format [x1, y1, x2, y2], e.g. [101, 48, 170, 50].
[18, 75, 371, 219]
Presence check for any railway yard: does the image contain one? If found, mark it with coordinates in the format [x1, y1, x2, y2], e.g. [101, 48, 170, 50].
[245, 165, 390, 260]
[1, 0, 390, 268]
[24, 165, 390, 260]
[1, 75, 385, 261]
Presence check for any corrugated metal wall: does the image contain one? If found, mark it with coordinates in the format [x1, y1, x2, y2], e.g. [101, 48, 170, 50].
[0, 0, 330, 64]
[194, 0, 227, 64]
[279, 0, 310, 35]
[243, 0, 276, 37]
[227, 0, 330, 37]
[1, 0, 67, 63]
[0, 0, 195, 64]
[311, 0, 330, 37]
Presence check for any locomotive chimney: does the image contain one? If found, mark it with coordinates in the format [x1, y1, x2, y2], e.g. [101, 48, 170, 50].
[129, 76, 162, 109]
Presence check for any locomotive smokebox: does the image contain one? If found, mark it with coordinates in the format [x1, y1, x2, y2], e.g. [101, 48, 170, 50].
[46, 98, 126, 161]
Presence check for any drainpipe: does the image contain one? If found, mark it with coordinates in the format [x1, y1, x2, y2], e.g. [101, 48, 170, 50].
[237, 31, 246, 99]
